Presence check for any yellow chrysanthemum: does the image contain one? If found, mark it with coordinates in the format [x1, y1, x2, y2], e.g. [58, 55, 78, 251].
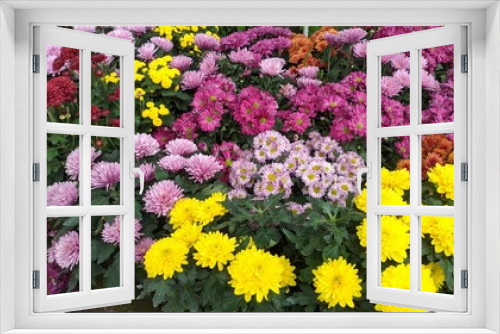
[170, 223, 203, 249]
[381, 167, 410, 196]
[134, 88, 146, 100]
[423, 262, 446, 291]
[354, 188, 407, 213]
[169, 198, 202, 229]
[276, 255, 297, 288]
[194, 193, 228, 226]
[375, 263, 436, 312]
[228, 247, 292, 303]
[427, 163, 454, 201]
[356, 216, 409, 263]
[193, 231, 237, 271]
[429, 216, 454, 256]
[144, 237, 189, 280]
[312, 257, 362, 309]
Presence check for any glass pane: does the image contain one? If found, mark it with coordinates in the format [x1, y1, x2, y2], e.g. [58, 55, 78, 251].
[47, 217, 80, 294]
[380, 136, 410, 205]
[91, 52, 121, 127]
[421, 216, 454, 295]
[47, 133, 80, 206]
[91, 216, 122, 290]
[420, 45, 454, 124]
[91, 136, 121, 205]
[47, 45, 80, 124]
[378, 215, 410, 290]
[380, 52, 410, 127]
[421, 134, 454, 206]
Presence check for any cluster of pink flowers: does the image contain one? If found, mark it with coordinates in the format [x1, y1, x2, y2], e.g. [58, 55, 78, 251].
[232, 86, 278, 135]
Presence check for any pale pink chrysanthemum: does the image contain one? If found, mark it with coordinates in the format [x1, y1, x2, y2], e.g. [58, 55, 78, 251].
[381, 76, 403, 97]
[298, 66, 319, 78]
[74, 26, 96, 33]
[353, 40, 367, 58]
[331, 28, 367, 45]
[47, 181, 79, 206]
[91, 162, 120, 190]
[228, 48, 257, 67]
[184, 154, 223, 183]
[126, 26, 147, 33]
[170, 55, 193, 72]
[165, 138, 198, 156]
[297, 77, 322, 88]
[194, 33, 220, 51]
[259, 57, 286, 76]
[158, 155, 186, 173]
[65, 147, 102, 180]
[137, 42, 157, 61]
[151, 37, 173, 52]
[279, 83, 297, 99]
[102, 217, 142, 245]
[135, 133, 160, 159]
[136, 162, 156, 182]
[135, 237, 155, 263]
[107, 29, 134, 41]
[53, 231, 79, 270]
[143, 180, 184, 217]
[199, 52, 220, 76]
[393, 69, 410, 88]
[390, 53, 410, 70]
[421, 70, 441, 91]
[181, 71, 205, 90]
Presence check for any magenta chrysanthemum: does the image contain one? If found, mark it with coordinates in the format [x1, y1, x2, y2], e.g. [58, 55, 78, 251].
[158, 155, 186, 173]
[47, 181, 79, 206]
[184, 154, 223, 183]
[143, 180, 184, 217]
[165, 138, 198, 156]
[135, 133, 160, 159]
[53, 231, 79, 270]
[91, 162, 120, 190]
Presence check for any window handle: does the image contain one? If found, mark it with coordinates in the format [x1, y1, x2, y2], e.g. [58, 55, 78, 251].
[129, 162, 144, 195]
[356, 162, 371, 194]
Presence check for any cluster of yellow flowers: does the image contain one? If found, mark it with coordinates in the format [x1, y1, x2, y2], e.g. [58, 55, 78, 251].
[312, 257, 362, 308]
[169, 192, 228, 229]
[227, 246, 296, 303]
[141, 101, 170, 127]
[375, 263, 445, 312]
[134, 60, 147, 82]
[154, 26, 220, 53]
[103, 71, 119, 84]
[148, 56, 180, 90]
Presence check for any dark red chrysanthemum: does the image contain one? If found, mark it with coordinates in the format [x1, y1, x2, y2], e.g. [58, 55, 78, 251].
[52, 47, 80, 72]
[46, 76, 77, 108]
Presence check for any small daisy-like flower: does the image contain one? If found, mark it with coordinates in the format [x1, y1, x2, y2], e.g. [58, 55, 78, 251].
[308, 181, 327, 198]
[193, 231, 238, 271]
[47, 181, 79, 206]
[228, 188, 248, 200]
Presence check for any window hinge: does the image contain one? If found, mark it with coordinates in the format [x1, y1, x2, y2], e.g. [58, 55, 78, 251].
[461, 54, 468, 73]
[33, 54, 40, 73]
[33, 163, 40, 182]
[33, 270, 40, 289]
[461, 162, 468, 181]
[461, 270, 468, 289]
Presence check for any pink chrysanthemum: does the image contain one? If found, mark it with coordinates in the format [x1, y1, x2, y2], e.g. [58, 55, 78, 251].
[298, 66, 319, 78]
[136, 162, 156, 182]
[143, 180, 184, 217]
[259, 57, 285, 76]
[150, 37, 173, 52]
[181, 71, 205, 90]
[137, 42, 157, 61]
[74, 26, 96, 33]
[91, 162, 120, 190]
[158, 155, 186, 173]
[135, 133, 160, 159]
[331, 28, 367, 45]
[101, 217, 142, 245]
[135, 237, 155, 263]
[47, 181, 79, 206]
[53, 231, 79, 270]
[353, 40, 368, 58]
[283, 112, 311, 134]
[165, 138, 198, 156]
[107, 29, 134, 41]
[194, 33, 220, 51]
[197, 110, 222, 132]
[381, 76, 404, 97]
[65, 147, 102, 180]
[228, 48, 258, 67]
[170, 55, 193, 72]
[184, 154, 223, 183]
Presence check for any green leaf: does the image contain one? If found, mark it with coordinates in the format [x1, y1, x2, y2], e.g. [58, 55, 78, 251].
[63, 217, 80, 227]
[91, 240, 116, 264]
[103, 256, 121, 288]
[47, 148, 59, 161]
[254, 227, 281, 249]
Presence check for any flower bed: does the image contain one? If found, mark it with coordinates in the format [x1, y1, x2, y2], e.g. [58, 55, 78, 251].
[46, 26, 455, 312]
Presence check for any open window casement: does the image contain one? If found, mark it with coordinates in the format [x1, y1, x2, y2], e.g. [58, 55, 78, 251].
[33, 26, 138, 312]
[365, 26, 467, 312]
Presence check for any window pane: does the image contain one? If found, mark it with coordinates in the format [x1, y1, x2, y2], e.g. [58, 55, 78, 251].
[381, 136, 410, 205]
[91, 136, 121, 205]
[47, 133, 80, 206]
[47, 45, 80, 124]
[420, 45, 454, 125]
[421, 216, 454, 295]
[378, 215, 410, 290]
[380, 52, 410, 127]
[91, 52, 121, 127]
[421, 134, 454, 206]
[47, 217, 80, 295]
[91, 215, 122, 290]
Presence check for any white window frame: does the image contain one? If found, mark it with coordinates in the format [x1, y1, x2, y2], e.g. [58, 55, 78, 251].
[1, 1, 499, 333]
